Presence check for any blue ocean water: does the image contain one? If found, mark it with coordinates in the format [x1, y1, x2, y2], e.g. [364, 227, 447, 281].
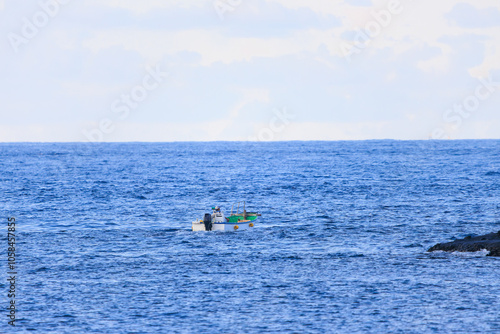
[1, 140, 500, 333]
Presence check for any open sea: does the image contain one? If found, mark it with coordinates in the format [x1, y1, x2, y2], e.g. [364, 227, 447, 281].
[1, 140, 500, 333]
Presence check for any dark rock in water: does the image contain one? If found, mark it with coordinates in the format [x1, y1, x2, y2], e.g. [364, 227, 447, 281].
[428, 232, 500, 257]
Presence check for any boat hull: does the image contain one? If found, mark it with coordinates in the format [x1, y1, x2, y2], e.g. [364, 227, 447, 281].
[192, 221, 254, 232]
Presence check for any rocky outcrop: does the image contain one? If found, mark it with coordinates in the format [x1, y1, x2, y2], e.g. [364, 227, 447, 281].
[428, 231, 500, 257]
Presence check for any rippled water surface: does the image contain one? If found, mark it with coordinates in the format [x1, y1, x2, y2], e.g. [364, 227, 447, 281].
[1, 141, 500, 333]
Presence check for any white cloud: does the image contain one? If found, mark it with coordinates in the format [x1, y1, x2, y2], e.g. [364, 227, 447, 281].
[84, 0, 206, 14]
[468, 33, 500, 78]
[82, 28, 335, 65]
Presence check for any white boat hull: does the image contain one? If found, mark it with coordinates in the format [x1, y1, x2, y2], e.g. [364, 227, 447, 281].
[192, 221, 254, 232]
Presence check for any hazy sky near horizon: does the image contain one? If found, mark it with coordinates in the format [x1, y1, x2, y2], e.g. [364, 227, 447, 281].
[1, 0, 500, 142]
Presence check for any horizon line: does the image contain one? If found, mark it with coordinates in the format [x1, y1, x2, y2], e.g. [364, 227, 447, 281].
[1, 138, 500, 144]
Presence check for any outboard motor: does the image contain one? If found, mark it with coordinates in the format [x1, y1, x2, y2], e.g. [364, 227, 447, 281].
[203, 213, 212, 231]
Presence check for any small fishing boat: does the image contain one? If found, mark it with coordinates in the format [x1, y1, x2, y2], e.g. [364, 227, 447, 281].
[192, 202, 260, 231]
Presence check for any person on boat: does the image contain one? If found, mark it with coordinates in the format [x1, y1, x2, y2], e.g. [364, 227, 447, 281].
[212, 206, 225, 222]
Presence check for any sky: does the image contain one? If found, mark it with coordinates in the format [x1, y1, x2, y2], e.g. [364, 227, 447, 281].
[1, 0, 500, 142]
